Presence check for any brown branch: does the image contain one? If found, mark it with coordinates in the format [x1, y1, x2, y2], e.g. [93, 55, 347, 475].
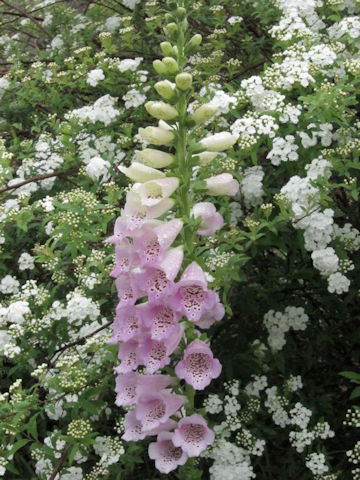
[0, 0, 52, 38]
[49, 445, 71, 480]
[0, 168, 79, 194]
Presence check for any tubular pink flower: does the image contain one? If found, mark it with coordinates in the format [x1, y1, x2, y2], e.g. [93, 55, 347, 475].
[191, 202, 224, 236]
[145, 305, 182, 341]
[109, 305, 145, 343]
[172, 414, 215, 457]
[115, 273, 143, 308]
[122, 410, 177, 441]
[205, 173, 240, 197]
[115, 372, 172, 407]
[116, 340, 142, 374]
[175, 339, 222, 390]
[135, 390, 184, 432]
[148, 431, 188, 474]
[170, 262, 224, 323]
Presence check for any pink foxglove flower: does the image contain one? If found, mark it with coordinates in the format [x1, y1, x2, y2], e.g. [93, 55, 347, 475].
[191, 202, 224, 236]
[205, 173, 239, 197]
[122, 410, 177, 441]
[138, 324, 183, 374]
[139, 246, 183, 303]
[148, 432, 188, 473]
[115, 372, 172, 407]
[145, 305, 181, 341]
[175, 339, 222, 390]
[109, 305, 145, 343]
[135, 390, 184, 431]
[116, 340, 142, 374]
[196, 298, 225, 329]
[171, 262, 224, 323]
[172, 414, 215, 457]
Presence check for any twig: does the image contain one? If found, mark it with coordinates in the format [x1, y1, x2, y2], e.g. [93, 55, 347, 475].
[49, 445, 71, 480]
[0, 168, 79, 194]
[0, 0, 52, 38]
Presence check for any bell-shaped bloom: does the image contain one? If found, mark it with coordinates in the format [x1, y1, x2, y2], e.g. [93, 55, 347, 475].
[149, 432, 188, 474]
[138, 325, 183, 374]
[136, 148, 174, 168]
[115, 272, 143, 308]
[116, 340, 142, 374]
[132, 177, 179, 207]
[139, 246, 183, 303]
[170, 262, 222, 323]
[139, 126, 174, 146]
[145, 305, 182, 341]
[109, 304, 146, 343]
[110, 240, 138, 278]
[172, 414, 215, 457]
[133, 219, 183, 268]
[196, 297, 225, 329]
[119, 162, 165, 183]
[122, 410, 177, 441]
[175, 339, 222, 390]
[205, 173, 239, 197]
[135, 390, 184, 432]
[191, 202, 224, 236]
[199, 132, 238, 152]
[115, 373, 172, 407]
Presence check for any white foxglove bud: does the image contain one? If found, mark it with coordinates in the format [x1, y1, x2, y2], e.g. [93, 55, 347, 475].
[162, 57, 179, 73]
[205, 173, 239, 196]
[199, 132, 238, 152]
[175, 73, 192, 90]
[154, 80, 176, 100]
[136, 149, 174, 168]
[196, 151, 218, 166]
[192, 104, 218, 124]
[153, 60, 168, 75]
[119, 162, 165, 182]
[160, 41, 176, 57]
[145, 101, 178, 121]
[139, 126, 175, 145]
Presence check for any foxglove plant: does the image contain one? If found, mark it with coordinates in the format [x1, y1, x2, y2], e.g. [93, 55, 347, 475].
[107, 0, 239, 473]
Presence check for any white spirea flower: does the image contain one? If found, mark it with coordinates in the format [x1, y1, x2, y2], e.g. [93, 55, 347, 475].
[123, 88, 147, 109]
[117, 57, 142, 72]
[86, 68, 105, 87]
[18, 252, 35, 271]
[85, 156, 111, 183]
[0, 275, 20, 294]
[311, 248, 339, 276]
[327, 272, 350, 294]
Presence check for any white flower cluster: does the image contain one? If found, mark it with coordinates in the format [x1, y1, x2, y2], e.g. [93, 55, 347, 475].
[290, 421, 335, 453]
[122, 88, 147, 109]
[117, 56, 142, 72]
[264, 306, 309, 351]
[93, 436, 125, 466]
[66, 291, 100, 325]
[65, 95, 120, 126]
[0, 275, 20, 294]
[240, 166, 265, 209]
[267, 135, 299, 166]
[299, 123, 333, 148]
[245, 375, 268, 397]
[86, 68, 105, 87]
[306, 453, 329, 475]
[311, 248, 339, 276]
[334, 223, 360, 252]
[207, 439, 255, 480]
[18, 252, 35, 271]
[263, 57, 315, 91]
[0, 76, 9, 98]
[0, 300, 30, 325]
[231, 113, 279, 145]
[103, 16, 121, 32]
[328, 15, 360, 40]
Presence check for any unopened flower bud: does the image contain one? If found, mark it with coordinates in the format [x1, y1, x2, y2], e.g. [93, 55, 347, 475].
[192, 104, 218, 124]
[196, 151, 218, 166]
[139, 126, 175, 146]
[153, 59, 168, 75]
[176, 6, 186, 20]
[164, 23, 178, 39]
[186, 34, 202, 54]
[165, 13, 175, 23]
[154, 80, 176, 100]
[199, 132, 238, 152]
[205, 173, 239, 196]
[136, 148, 175, 168]
[175, 72, 192, 90]
[119, 162, 165, 182]
[162, 57, 179, 74]
[160, 41, 176, 57]
[145, 101, 178, 121]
